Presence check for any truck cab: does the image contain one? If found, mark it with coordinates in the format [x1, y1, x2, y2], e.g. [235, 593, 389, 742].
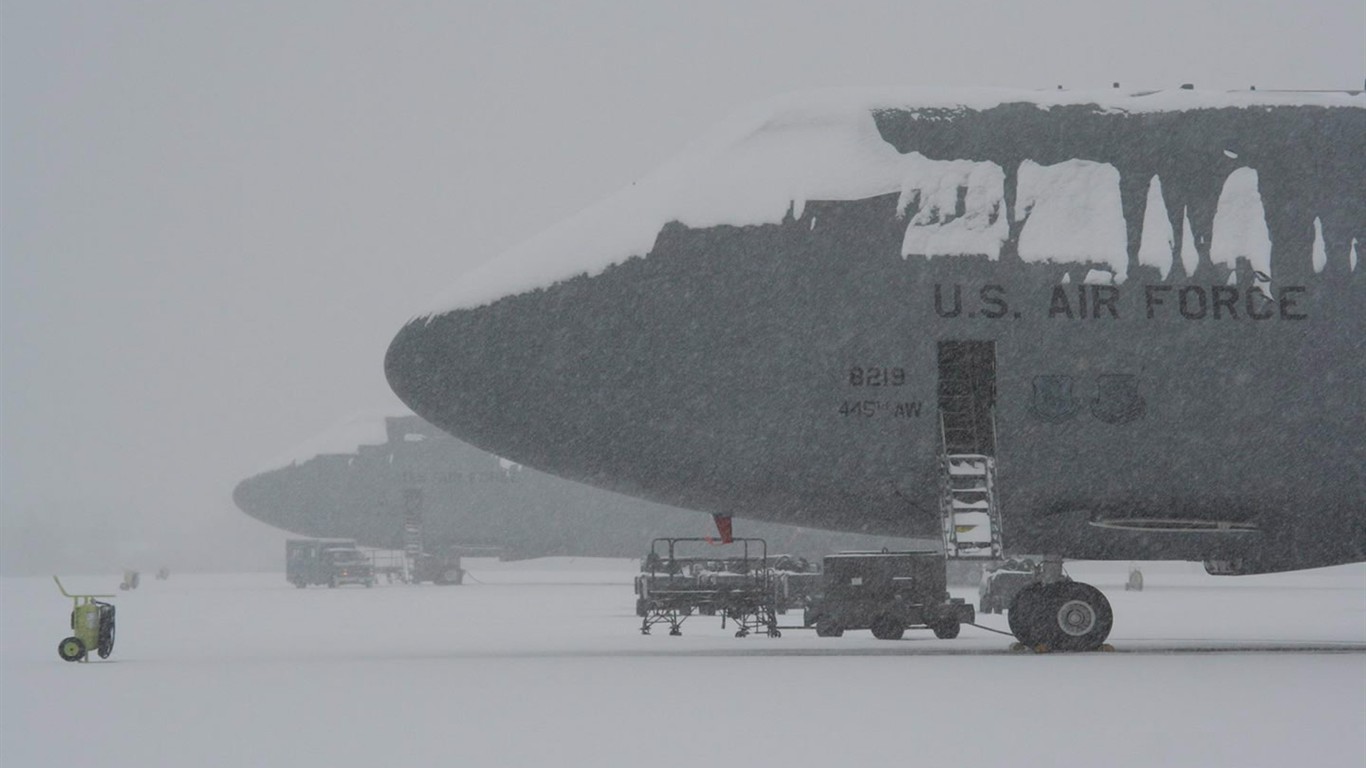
[286, 539, 375, 588]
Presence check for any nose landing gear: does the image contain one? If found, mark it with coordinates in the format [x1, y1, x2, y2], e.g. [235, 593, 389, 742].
[1008, 579, 1113, 652]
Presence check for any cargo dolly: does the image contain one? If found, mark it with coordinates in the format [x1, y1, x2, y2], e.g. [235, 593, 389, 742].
[635, 537, 781, 638]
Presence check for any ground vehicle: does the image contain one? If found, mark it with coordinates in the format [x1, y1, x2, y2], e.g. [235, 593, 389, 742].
[804, 551, 974, 639]
[410, 550, 465, 585]
[54, 577, 116, 662]
[978, 558, 1040, 613]
[286, 539, 375, 588]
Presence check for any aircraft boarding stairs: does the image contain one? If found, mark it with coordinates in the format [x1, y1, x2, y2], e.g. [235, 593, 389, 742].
[940, 454, 1003, 559]
[397, 502, 424, 582]
[937, 343, 1004, 560]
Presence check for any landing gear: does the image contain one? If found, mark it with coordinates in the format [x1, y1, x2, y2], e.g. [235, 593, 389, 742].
[1008, 580, 1112, 651]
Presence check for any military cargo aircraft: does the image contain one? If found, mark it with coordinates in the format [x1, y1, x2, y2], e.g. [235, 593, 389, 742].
[385, 87, 1364, 650]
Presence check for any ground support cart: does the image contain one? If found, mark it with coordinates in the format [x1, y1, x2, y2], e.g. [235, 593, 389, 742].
[803, 551, 974, 640]
[54, 577, 116, 662]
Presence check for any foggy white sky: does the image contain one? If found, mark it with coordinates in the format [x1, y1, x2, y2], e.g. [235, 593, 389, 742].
[2, 1, 1362, 573]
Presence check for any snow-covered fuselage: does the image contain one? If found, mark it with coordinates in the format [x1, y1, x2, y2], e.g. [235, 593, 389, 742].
[386, 89, 1365, 573]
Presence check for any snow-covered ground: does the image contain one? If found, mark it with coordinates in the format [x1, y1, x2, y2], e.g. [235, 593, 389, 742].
[3, 560, 1363, 768]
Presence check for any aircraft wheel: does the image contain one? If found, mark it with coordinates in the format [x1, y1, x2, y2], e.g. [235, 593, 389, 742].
[1042, 582, 1113, 651]
[815, 620, 844, 638]
[1007, 582, 1049, 647]
[58, 636, 86, 662]
[870, 616, 905, 640]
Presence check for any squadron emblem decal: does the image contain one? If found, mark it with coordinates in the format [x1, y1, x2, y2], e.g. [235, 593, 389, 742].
[1029, 375, 1080, 423]
[1091, 374, 1146, 425]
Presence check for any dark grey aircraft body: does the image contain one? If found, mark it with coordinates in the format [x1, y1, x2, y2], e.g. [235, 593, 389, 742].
[233, 413, 923, 560]
[386, 88, 1364, 587]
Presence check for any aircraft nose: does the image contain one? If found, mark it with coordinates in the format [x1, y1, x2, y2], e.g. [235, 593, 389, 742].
[232, 472, 294, 531]
[384, 288, 660, 484]
[385, 307, 531, 458]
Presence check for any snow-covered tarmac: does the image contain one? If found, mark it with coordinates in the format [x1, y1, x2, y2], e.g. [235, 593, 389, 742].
[4, 560, 1363, 768]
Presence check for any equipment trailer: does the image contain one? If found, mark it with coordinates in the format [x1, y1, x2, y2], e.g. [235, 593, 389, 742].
[635, 538, 781, 637]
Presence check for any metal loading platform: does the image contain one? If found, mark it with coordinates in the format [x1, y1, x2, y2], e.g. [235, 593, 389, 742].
[635, 537, 788, 637]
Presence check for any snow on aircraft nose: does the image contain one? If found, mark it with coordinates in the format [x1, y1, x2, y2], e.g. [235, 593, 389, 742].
[385, 89, 925, 492]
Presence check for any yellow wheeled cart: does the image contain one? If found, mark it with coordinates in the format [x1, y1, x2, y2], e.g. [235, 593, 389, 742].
[53, 577, 116, 662]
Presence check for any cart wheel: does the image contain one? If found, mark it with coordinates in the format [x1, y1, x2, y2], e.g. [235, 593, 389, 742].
[871, 616, 906, 640]
[58, 636, 86, 662]
[932, 620, 961, 639]
[815, 620, 843, 638]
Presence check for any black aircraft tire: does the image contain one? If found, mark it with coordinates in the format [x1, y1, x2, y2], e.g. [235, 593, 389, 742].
[1043, 582, 1113, 652]
[1008, 583, 1049, 647]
